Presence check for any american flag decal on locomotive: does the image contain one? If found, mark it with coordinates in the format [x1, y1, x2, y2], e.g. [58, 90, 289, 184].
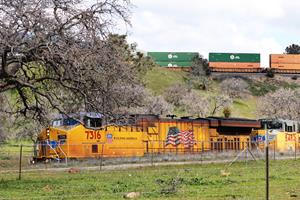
[166, 127, 195, 147]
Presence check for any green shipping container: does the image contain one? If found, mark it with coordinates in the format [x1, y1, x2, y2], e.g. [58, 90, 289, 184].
[155, 61, 193, 67]
[148, 52, 199, 62]
[209, 53, 260, 63]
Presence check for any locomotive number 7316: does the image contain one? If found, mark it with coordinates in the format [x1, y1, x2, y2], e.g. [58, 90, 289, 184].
[85, 130, 101, 140]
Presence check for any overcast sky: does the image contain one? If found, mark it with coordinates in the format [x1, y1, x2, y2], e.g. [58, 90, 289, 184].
[122, 0, 300, 67]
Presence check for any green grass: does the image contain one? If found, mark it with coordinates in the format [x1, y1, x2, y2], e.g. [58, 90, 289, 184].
[231, 97, 257, 119]
[144, 67, 188, 95]
[282, 82, 300, 90]
[0, 141, 34, 170]
[0, 159, 300, 199]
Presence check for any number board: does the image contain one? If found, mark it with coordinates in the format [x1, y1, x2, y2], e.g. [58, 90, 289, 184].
[85, 130, 101, 140]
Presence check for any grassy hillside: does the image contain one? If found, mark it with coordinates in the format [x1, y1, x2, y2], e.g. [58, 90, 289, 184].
[144, 68, 188, 95]
[144, 67, 300, 119]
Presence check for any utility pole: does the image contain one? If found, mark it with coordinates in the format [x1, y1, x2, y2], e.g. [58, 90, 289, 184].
[265, 128, 269, 200]
[18, 144, 23, 180]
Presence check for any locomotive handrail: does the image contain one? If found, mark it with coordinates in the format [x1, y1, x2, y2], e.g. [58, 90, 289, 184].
[57, 144, 68, 165]
[46, 141, 60, 161]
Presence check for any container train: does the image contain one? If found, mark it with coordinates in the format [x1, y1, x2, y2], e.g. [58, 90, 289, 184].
[209, 53, 300, 73]
[34, 112, 300, 161]
[147, 52, 300, 74]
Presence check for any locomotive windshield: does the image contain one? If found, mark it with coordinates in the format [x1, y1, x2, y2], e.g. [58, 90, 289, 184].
[51, 112, 103, 128]
[52, 117, 80, 127]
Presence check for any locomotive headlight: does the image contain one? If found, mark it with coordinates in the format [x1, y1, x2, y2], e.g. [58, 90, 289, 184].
[46, 129, 50, 136]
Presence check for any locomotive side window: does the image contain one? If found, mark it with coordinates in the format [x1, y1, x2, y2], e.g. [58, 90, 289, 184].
[84, 116, 102, 128]
[52, 119, 63, 127]
[286, 125, 293, 132]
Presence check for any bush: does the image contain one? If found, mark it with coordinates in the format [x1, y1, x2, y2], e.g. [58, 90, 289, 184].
[266, 69, 275, 78]
[249, 82, 277, 96]
[223, 107, 231, 118]
[291, 75, 298, 80]
[189, 76, 212, 90]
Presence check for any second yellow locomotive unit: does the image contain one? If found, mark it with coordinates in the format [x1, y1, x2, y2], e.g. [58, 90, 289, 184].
[34, 112, 264, 160]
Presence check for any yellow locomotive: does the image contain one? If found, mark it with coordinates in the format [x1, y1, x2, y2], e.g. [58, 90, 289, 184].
[34, 113, 262, 161]
[251, 119, 300, 153]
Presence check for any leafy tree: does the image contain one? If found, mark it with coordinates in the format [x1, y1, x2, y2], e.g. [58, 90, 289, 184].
[189, 56, 211, 90]
[0, 0, 135, 120]
[108, 34, 156, 82]
[190, 56, 210, 76]
[285, 44, 300, 54]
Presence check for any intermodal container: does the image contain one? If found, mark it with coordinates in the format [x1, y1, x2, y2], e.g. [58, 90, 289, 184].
[209, 53, 260, 63]
[270, 63, 300, 70]
[148, 52, 199, 62]
[209, 62, 261, 68]
[270, 54, 300, 64]
[156, 61, 193, 67]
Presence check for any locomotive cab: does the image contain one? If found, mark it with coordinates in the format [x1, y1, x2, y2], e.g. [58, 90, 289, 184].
[34, 112, 104, 161]
[252, 119, 300, 152]
[51, 112, 104, 128]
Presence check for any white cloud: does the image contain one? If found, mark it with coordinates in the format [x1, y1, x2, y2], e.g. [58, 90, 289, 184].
[121, 0, 300, 66]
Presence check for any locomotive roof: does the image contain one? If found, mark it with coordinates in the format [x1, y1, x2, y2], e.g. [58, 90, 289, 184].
[53, 112, 103, 119]
[207, 117, 261, 128]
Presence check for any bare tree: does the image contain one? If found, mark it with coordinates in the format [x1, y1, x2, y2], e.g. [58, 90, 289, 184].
[144, 95, 173, 115]
[180, 90, 209, 117]
[118, 87, 173, 116]
[0, 117, 7, 142]
[189, 76, 212, 91]
[220, 78, 249, 98]
[0, 0, 135, 120]
[0, 97, 6, 142]
[210, 94, 233, 116]
[257, 88, 300, 120]
[163, 84, 189, 106]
